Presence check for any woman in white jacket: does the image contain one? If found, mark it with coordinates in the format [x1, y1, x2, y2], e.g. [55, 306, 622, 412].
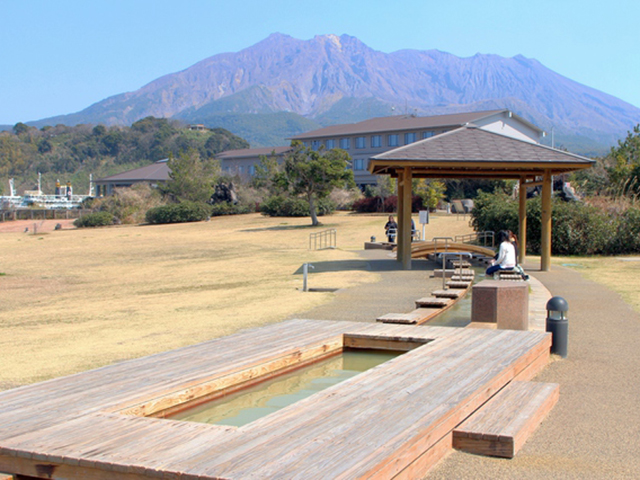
[486, 231, 517, 276]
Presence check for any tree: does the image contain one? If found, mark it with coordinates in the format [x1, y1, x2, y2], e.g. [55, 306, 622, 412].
[251, 151, 285, 193]
[13, 122, 29, 135]
[281, 141, 355, 226]
[603, 124, 640, 196]
[414, 179, 446, 211]
[161, 150, 220, 204]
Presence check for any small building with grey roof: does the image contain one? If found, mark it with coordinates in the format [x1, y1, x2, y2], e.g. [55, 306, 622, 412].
[217, 146, 292, 178]
[94, 159, 171, 196]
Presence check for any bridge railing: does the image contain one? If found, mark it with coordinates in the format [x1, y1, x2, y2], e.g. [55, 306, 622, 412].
[454, 231, 495, 248]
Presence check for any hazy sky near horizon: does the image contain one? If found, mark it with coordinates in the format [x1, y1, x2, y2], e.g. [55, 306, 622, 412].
[1, 0, 639, 125]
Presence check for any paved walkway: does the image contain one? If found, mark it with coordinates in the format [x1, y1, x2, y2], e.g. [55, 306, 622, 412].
[296, 253, 640, 479]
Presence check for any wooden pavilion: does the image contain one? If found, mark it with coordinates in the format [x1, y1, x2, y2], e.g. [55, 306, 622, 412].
[369, 126, 595, 270]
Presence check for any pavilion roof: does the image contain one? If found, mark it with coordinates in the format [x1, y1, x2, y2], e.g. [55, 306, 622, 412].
[369, 126, 595, 179]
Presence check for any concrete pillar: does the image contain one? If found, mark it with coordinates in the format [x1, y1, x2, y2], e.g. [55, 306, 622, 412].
[541, 170, 552, 271]
[518, 177, 527, 264]
[400, 168, 413, 270]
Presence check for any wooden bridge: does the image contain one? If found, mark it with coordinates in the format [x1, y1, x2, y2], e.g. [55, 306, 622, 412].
[406, 240, 495, 259]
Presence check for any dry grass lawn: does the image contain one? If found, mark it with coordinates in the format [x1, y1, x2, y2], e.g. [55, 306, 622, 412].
[553, 255, 640, 313]
[0, 211, 473, 390]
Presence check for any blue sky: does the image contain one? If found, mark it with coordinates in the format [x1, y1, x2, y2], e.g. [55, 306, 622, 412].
[1, 0, 638, 125]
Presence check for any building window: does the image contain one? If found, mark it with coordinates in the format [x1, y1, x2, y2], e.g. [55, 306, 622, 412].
[340, 138, 350, 149]
[371, 135, 382, 148]
[311, 140, 320, 150]
[388, 134, 399, 147]
[404, 132, 417, 144]
[355, 136, 366, 149]
[422, 131, 435, 139]
[325, 139, 335, 149]
[354, 159, 367, 171]
[249, 165, 256, 176]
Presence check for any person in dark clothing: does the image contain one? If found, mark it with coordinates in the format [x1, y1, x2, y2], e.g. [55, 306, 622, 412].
[384, 215, 398, 243]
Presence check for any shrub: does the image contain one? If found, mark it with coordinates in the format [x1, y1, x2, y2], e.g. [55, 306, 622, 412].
[74, 212, 115, 228]
[260, 195, 335, 217]
[210, 202, 255, 216]
[145, 201, 211, 224]
[329, 188, 363, 211]
[470, 191, 640, 255]
[90, 184, 164, 224]
[352, 195, 423, 213]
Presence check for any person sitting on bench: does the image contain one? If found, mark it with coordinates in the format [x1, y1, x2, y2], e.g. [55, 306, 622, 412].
[486, 230, 516, 277]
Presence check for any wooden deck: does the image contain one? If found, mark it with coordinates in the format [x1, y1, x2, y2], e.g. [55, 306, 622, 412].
[0, 319, 551, 479]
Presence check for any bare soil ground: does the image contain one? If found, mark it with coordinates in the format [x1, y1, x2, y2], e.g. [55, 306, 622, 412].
[0, 212, 473, 390]
[0, 219, 76, 233]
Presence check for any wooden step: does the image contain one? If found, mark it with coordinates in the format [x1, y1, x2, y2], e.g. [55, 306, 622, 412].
[376, 308, 441, 325]
[446, 281, 472, 289]
[496, 275, 523, 281]
[431, 289, 462, 299]
[451, 261, 471, 268]
[433, 268, 474, 278]
[453, 381, 559, 458]
[415, 296, 452, 308]
[451, 275, 474, 282]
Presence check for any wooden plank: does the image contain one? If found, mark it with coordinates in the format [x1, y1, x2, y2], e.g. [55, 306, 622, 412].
[0, 321, 552, 480]
[453, 381, 560, 458]
[446, 281, 471, 289]
[431, 289, 462, 299]
[466, 322, 497, 329]
[377, 308, 443, 325]
[415, 297, 452, 308]
[390, 433, 452, 479]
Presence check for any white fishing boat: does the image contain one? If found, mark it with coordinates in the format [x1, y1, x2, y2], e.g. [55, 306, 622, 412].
[1, 175, 93, 210]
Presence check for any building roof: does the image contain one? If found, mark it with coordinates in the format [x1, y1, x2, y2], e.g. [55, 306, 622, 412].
[216, 146, 292, 160]
[369, 126, 594, 179]
[290, 109, 542, 140]
[96, 159, 171, 183]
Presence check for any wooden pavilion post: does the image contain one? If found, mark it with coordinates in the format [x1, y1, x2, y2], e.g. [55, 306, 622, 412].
[540, 170, 552, 271]
[400, 168, 413, 270]
[396, 175, 404, 262]
[518, 177, 527, 264]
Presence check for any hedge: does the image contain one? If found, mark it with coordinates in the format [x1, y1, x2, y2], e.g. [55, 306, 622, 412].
[260, 195, 335, 217]
[145, 202, 211, 224]
[471, 191, 640, 255]
[73, 212, 115, 228]
[209, 202, 256, 216]
[352, 195, 424, 213]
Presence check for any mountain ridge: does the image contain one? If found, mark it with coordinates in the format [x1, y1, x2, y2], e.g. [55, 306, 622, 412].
[25, 33, 640, 155]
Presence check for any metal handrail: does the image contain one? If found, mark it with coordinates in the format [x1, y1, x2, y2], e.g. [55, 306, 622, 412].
[431, 237, 453, 255]
[454, 231, 495, 248]
[309, 228, 337, 250]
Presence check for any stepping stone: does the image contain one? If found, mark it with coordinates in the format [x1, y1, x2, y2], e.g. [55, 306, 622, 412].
[453, 381, 559, 458]
[415, 296, 452, 308]
[446, 281, 472, 289]
[431, 289, 462, 299]
[451, 275, 474, 282]
[451, 261, 471, 268]
[376, 308, 441, 324]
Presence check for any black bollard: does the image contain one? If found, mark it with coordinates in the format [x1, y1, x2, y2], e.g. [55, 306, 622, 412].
[546, 296, 569, 358]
